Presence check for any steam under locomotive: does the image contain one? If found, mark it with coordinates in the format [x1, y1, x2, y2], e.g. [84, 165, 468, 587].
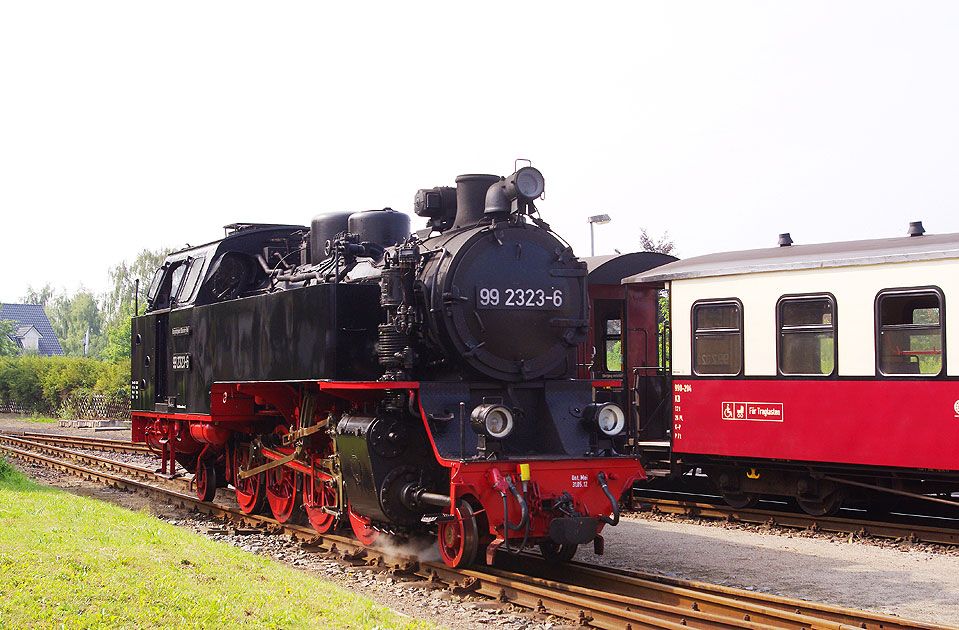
[131, 165, 644, 567]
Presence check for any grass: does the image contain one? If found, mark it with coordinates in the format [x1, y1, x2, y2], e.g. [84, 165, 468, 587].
[0, 458, 435, 630]
[18, 413, 58, 424]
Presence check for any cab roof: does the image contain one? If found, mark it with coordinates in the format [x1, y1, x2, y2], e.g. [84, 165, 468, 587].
[583, 251, 677, 284]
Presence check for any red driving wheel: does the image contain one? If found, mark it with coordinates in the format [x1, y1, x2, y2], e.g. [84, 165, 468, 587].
[303, 475, 339, 534]
[233, 445, 266, 514]
[437, 501, 479, 568]
[195, 461, 216, 502]
[266, 465, 302, 524]
[348, 503, 379, 546]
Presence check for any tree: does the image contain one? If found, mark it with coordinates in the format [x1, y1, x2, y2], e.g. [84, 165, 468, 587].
[102, 248, 171, 322]
[21, 284, 56, 307]
[639, 229, 675, 255]
[101, 304, 134, 364]
[99, 248, 171, 362]
[46, 289, 103, 357]
[0, 320, 18, 357]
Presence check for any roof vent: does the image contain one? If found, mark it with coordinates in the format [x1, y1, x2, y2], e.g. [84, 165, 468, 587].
[778, 233, 793, 247]
[908, 221, 925, 237]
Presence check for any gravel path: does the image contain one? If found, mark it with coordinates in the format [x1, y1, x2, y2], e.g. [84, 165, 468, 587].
[592, 513, 959, 627]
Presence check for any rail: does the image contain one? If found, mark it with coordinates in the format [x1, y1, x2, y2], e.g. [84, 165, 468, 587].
[635, 493, 959, 546]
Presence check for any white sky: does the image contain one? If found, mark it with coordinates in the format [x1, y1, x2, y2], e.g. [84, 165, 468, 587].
[2, 2, 958, 302]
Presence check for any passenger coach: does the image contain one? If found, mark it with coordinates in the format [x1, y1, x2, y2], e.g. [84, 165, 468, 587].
[620, 226, 959, 514]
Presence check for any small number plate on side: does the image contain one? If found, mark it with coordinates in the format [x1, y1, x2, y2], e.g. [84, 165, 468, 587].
[172, 353, 191, 371]
[476, 286, 564, 310]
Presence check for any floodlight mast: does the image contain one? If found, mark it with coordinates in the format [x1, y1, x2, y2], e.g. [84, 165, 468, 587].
[588, 214, 612, 256]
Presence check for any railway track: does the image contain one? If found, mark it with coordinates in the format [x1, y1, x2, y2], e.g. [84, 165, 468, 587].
[0, 435, 952, 629]
[633, 491, 959, 546]
[0, 430, 150, 454]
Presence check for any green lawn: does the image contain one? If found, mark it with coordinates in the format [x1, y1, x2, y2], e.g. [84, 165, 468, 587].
[0, 458, 434, 630]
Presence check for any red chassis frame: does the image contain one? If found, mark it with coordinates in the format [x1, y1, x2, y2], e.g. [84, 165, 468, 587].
[133, 380, 645, 563]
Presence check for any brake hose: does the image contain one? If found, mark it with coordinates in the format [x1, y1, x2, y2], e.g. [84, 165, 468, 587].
[597, 471, 620, 526]
[502, 476, 530, 554]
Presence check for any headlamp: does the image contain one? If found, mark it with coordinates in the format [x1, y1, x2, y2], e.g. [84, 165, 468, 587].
[470, 404, 515, 439]
[503, 166, 545, 201]
[585, 403, 626, 436]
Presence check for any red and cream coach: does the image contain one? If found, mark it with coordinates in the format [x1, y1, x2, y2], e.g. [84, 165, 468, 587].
[601, 224, 959, 515]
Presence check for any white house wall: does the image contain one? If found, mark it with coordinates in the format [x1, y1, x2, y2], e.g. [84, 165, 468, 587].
[670, 258, 958, 377]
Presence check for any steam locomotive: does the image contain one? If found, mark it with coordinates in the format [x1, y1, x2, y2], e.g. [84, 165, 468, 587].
[131, 165, 644, 567]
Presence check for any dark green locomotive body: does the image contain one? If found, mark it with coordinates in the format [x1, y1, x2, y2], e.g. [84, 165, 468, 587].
[131, 281, 382, 415]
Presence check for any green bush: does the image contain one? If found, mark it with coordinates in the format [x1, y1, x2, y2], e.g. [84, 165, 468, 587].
[0, 356, 129, 415]
[0, 455, 16, 481]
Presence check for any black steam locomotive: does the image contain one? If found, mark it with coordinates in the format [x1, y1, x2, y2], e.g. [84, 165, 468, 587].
[132, 165, 644, 567]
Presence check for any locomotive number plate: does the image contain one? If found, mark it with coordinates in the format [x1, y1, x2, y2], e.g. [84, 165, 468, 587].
[172, 353, 191, 371]
[476, 286, 564, 310]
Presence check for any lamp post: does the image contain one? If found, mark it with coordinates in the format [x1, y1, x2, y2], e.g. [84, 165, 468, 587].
[588, 214, 612, 256]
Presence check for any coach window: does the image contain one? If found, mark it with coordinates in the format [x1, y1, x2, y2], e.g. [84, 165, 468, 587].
[692, 300, 743, 376]
[876, 289, 944, 376]
[604, 317, 623, 372]
[778, 295, 836, 376]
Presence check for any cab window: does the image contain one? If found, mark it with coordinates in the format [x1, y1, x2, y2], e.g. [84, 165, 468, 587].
[175, 257, 205, 305]
[692, 300, 743, 376]
[876, 289, 944, 376]
[146, 267, 164, 301]
[148, 260, 187, 310]
[169, 263, 187, 298]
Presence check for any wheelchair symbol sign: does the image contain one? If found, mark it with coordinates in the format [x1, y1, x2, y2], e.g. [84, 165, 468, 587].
[722, 402, 747, 420]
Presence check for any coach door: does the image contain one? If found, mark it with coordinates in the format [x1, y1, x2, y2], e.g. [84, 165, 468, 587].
[626, 282, 670, 444]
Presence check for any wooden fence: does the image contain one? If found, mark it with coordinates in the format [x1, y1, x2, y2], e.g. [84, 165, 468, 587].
[0, 396, 130, 420]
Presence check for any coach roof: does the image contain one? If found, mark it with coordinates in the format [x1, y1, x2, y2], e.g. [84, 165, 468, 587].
[623, 232, 959, 284]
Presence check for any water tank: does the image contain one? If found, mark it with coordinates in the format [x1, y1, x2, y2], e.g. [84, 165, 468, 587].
[310, 211, 353, 262]
[348, 209, 411, 249]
